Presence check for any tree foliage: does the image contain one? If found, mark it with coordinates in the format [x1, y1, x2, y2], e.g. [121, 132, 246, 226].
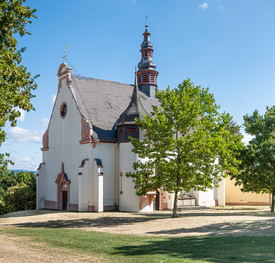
[5, 181, 35, 212]
[0, 168, 17, 190]
[219, 121, 243, 166]
[0, 168, 36, 214]
[0, 0, 38, 166]
[230, 106, 275, 212]
[126, 79, 244, 217]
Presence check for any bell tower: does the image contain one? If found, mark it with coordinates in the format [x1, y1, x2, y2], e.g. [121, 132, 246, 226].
[137, 18, 158, 98]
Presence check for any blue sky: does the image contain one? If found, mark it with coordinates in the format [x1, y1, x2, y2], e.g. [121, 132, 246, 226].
[1, 0, 275, 171]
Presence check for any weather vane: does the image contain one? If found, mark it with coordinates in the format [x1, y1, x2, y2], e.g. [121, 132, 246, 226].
[62, 44, 67, 63]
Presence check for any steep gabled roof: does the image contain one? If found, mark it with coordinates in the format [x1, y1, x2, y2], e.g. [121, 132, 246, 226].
[71, 74, 133, 130]
[70, 74, 159, 131]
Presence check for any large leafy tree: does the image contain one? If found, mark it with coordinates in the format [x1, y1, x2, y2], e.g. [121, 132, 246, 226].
[219, 121, 243, 166]
[0, 0, 38, 166]
[0, 167, 17, 190]
[126, 79, 243, 217]
[230, 106, 275, 212]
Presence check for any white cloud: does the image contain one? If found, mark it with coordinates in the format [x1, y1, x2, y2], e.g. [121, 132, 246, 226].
[41, 117, 49, 127]
[199, 2, 209, 9]
[52, 94, 57, 103]
[9, 156, 39, 171]
[242, 133, 255, 145]
[14, 107, 26, 122]
[8, 127, 43, 144]
[219, 6, 225, 10]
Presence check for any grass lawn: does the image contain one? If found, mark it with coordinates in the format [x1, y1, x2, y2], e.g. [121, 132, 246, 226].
[1, 227, 275, 262]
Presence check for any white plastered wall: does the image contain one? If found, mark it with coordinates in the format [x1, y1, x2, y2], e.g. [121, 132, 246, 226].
[139, 197, 150, 212]
[118, 143, 155, 212]
[216, 177, 225, 206]
[163, 191, 175, 209]
[88, 142, 117, 211]
[189, 188, 215, 206]
[118, 143, 140, 212]
[78, 158, 90, 211]
[36, 164, 46, 209]
[92, 158, 103, 212]
[40, 75, 90, 209]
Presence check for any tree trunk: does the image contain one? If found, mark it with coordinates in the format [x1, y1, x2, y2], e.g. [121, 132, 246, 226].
[172, 131, 180, 218]
[172, 189, 178, 217]
[271, 190, 275, 213]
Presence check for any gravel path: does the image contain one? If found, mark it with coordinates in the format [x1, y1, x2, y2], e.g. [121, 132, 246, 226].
[1, 206, 274, 237]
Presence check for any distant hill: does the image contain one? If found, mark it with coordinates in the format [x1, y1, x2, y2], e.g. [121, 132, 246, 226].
[10, 170, 37, 175]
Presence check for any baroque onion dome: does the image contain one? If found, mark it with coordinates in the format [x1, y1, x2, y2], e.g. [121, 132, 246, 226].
[137, 18, 158, 98]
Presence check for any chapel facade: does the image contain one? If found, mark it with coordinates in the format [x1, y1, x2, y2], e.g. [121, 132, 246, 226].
[37, 22, 224, 212]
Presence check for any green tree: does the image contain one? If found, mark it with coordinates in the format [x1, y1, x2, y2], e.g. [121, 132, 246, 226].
[219, 121, 243, 166]
[0, 169, 36, 214]
[230, 106, 275, 212]
[126, 79, 243, 217]
[16, 170, 36, 185]
[0, 168, 17, 190]
[0, 187, 5, 213]
[0, 0, 38, 166]
[5, 182, 35, 212]
[0, 167, 17, 214]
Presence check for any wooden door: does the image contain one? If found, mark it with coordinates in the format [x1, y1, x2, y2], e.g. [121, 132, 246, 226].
[62, 191, 67, 210]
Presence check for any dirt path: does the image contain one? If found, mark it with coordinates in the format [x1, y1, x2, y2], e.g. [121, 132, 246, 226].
[1, 206, 275, 237]
[0, 234, 98, 263]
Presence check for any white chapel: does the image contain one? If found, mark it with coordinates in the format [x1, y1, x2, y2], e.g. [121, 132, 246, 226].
[37, 22, 225, 212]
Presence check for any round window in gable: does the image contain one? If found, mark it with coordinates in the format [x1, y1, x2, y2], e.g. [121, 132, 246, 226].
[60, 102, 68, 119]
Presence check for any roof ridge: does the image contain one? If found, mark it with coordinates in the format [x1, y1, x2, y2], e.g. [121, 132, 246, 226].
[71, 74, 133, 86]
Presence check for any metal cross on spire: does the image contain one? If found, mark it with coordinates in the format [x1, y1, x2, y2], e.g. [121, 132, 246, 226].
[146, 16, 148, 27]
[62, 44, 67, 63]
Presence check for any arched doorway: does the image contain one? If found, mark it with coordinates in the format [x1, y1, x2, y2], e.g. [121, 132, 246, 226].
[55, 163, 71, 211]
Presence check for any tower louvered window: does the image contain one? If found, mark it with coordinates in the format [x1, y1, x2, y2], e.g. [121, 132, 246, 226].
[150, 75, 155, 84]
[143, 75, 148, 83]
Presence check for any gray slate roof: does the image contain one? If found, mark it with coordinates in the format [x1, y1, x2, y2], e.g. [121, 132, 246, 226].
[70, 74, 159, 131]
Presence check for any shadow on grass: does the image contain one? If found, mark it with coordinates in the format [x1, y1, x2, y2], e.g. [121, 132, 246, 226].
[10, 215, 275, 237]
[111, 235, 275, 262]
[11, 215, 167, 228]
[147, 219, 275, 236]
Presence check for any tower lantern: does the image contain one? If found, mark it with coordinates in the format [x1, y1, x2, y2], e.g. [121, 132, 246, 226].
[137, 18, 158, 98]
